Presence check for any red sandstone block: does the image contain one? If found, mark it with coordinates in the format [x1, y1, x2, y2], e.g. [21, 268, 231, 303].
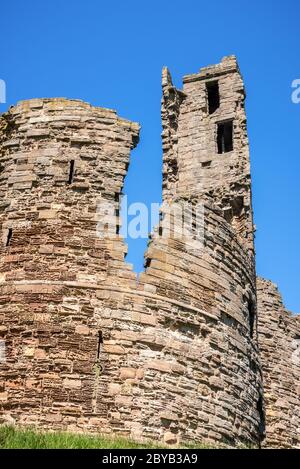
[119, 368, 136, 380]
[131, 312, 156, 326]
[75, 325, 90, 335]
[39, 245, 54, 254]
[38, 210, 58, 220]
[53, 247, 69, 255]
[0, 392, 8, 402]
[4, 255, 19, 263]
[115, 395, 133, 407]
[34, 348, 47, 359]
[146, 360, 173, 373]
[103, 344, 126, 354]
[63, 378, 82, 389]
[171, 363, 185, 374]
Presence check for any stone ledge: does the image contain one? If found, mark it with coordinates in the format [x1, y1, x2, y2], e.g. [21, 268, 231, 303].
[0, 279, 218, 322]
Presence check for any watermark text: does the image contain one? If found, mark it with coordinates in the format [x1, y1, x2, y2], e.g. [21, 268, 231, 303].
[291, 79, 300, 104]
[0, 79, 6, 104]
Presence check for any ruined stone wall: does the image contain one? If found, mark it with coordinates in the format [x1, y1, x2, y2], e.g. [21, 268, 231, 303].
[257, 278, 300, 448]
[0, 98, 142, 433]
[0, 58, 264, 447]
[162, 56, 254, 253]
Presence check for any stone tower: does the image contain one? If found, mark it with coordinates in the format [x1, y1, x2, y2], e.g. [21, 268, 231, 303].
[140, 55, 263, 444]
[0, 59, 265, 447]
[0, 98, 141, 431]
[161, 55, 254, 253]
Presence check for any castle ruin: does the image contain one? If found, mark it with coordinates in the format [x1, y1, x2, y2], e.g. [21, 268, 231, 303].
[0, 56, 299, 448]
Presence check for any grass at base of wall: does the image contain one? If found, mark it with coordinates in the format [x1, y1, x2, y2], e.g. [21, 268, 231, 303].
[0, 425, 163, 449]
[0, 425, 218, 449]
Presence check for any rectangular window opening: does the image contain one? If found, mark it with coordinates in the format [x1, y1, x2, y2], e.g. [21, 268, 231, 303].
[206, 81, 220, 114]
[68, 160, 75, 184]
[217, 121, 233, 154]
[6, 228, 13, 247]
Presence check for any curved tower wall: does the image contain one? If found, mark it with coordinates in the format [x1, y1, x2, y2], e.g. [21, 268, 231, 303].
[0, 58, 263, 447]
[0, 97, 141, 432]
[138, 55, 263, 444]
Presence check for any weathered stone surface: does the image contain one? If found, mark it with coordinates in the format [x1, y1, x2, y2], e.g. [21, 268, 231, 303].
[0, 58, 297, 448]
[164, 431, 178, 445]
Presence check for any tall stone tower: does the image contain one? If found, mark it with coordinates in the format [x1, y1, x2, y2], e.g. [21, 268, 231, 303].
[161, 55, 254, 253]
[0, 59, 264, 447]
[138, 56, 263, 445]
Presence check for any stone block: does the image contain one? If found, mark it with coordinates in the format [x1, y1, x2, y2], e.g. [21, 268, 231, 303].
[75, 325, 90, 335]
[163, 431, 178, 445]
[38, 210, 58, 219]
[120, 368, 136, 380]
[63, 378, 82, 389]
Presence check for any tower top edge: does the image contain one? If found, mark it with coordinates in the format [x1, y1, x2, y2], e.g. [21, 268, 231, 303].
[183, 55, 241, 84]
[3, 97, 140, 129]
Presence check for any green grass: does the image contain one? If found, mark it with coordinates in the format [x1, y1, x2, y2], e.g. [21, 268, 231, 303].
[0, 425, 165, 449]
[0, 425, 228, 449]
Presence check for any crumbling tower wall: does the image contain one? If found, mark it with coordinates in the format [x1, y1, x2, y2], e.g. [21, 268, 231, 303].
[0, 98, 141, 432]
[138, 56, 263, 445]
[0, 58, 264, 447]
[161, 56, 254, 252]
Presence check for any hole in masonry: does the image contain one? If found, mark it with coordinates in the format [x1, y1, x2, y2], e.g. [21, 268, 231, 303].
[206, 80, 220, 114]
[6, 228, 13, 247]
[257, 395, 266, 446]
[97, 331, 103, 360]
[68, 160, 75, 184]
[217, 120, 233, 153]
[248, 297, 256, 338]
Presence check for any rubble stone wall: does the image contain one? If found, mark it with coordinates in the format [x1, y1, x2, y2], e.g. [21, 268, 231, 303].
[257, 278, 300, 448]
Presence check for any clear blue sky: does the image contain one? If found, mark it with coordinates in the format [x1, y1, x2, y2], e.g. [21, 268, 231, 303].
[1, 0, 299, 312]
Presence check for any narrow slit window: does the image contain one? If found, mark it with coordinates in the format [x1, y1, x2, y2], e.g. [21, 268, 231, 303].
[217, 121, 233, 153]
[97, 331, 103, 360]
[248, 298, 256, 338]
[6, 228, 13, 247]
[257, 395, 266, 445]
[68, 160, 75, 184]
[206, 81, 220, 114]
[115, 206, 120, 235]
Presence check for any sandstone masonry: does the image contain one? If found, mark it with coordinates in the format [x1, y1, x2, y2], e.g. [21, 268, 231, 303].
[0, 56, 299, 448]
[257, 278, 300, 448]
